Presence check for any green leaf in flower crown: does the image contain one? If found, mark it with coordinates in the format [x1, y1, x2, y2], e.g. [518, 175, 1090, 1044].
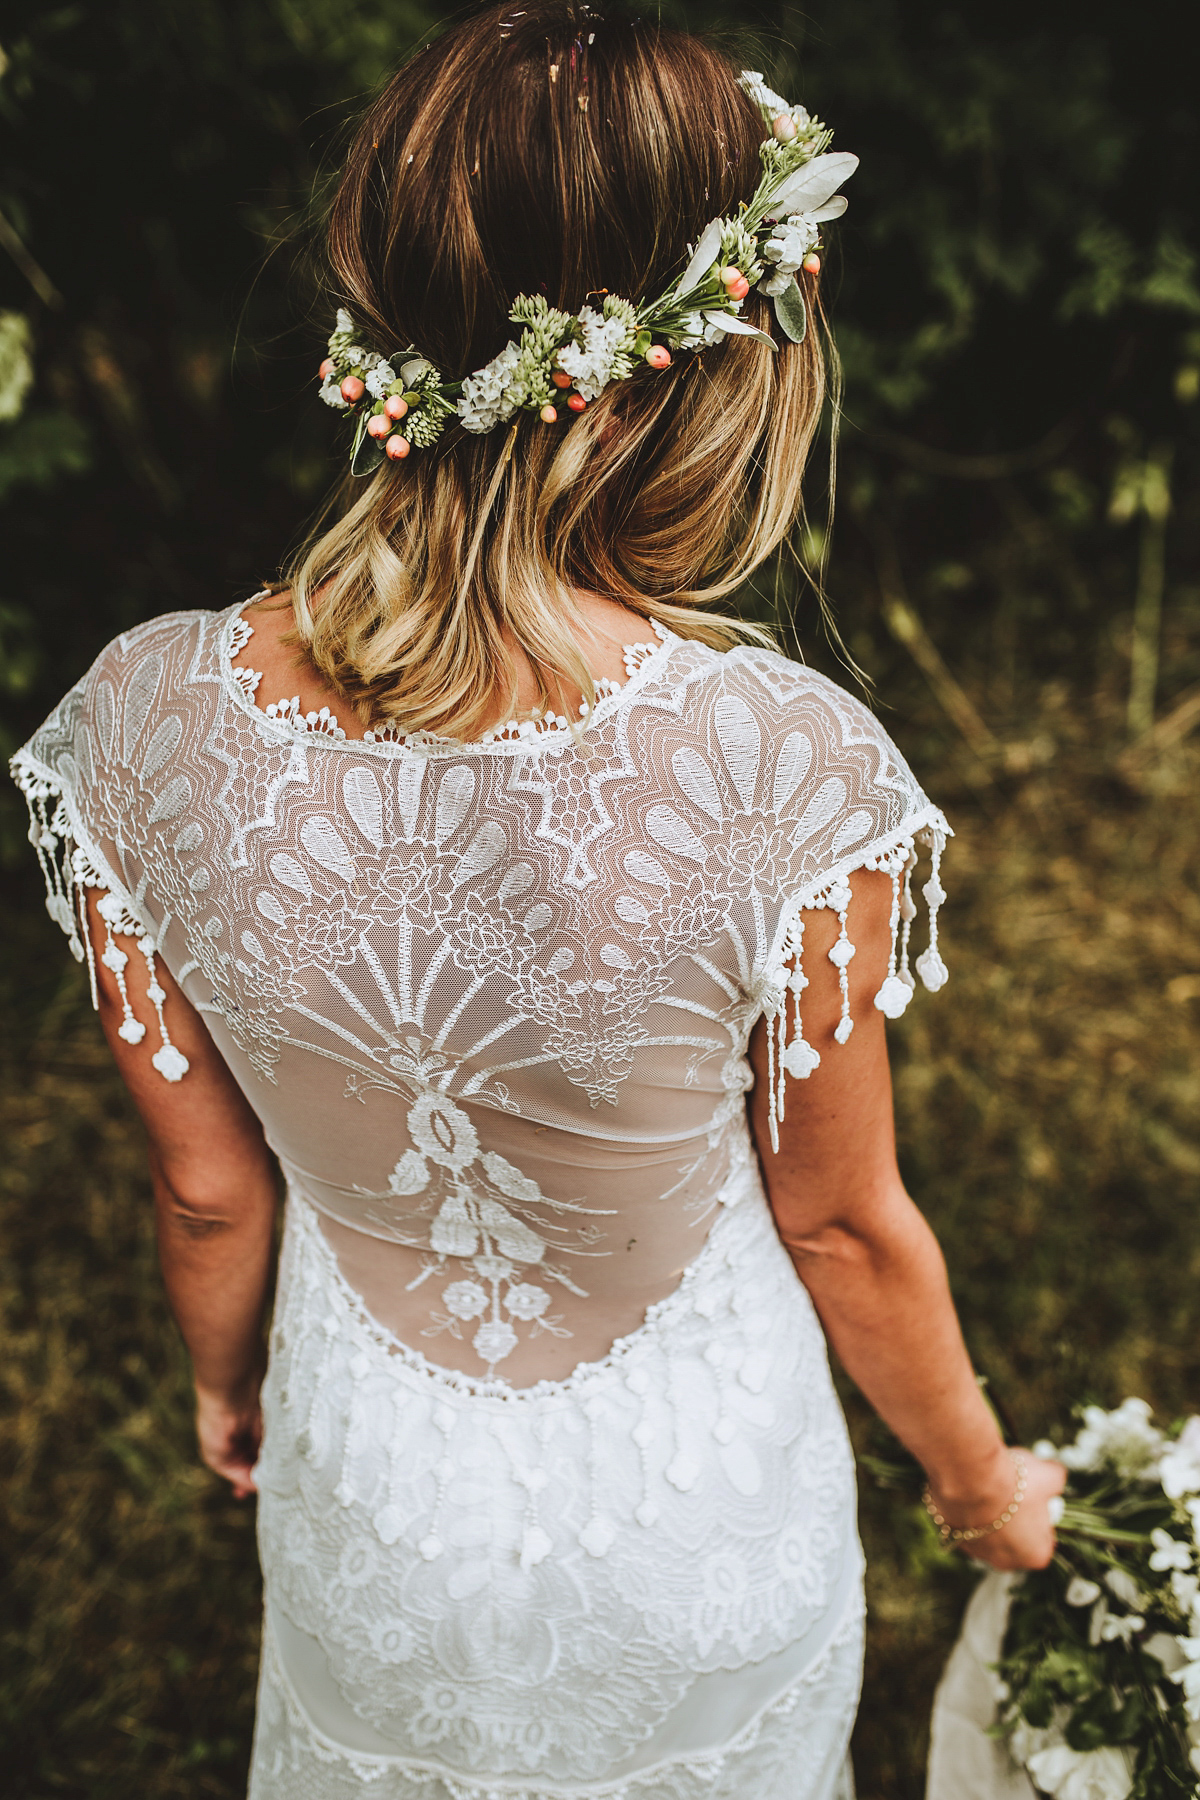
[350, 415, 385, 477]
[773, 279, 807, 344]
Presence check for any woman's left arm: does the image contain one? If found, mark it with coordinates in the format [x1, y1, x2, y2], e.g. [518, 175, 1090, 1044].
[83, 887, 279, 1498]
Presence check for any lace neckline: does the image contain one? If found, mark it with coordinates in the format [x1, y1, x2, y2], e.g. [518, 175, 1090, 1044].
[220, 599, 677, 759]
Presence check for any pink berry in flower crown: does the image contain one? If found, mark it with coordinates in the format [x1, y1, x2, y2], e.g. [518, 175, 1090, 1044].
[319, 357, 335, 379]
[366, 413, 391, 440]
[645, 345, 671, 369]
[772, 113, 797, 143]
[567, 393, 587, 412]
[385, 434, 410, 460]
[384, 395, 408, 421]
[540, 404, 558, 424]
[803, 254, 821, 274]
[551, 371, 573, 390]
[340, 376, 365, 403]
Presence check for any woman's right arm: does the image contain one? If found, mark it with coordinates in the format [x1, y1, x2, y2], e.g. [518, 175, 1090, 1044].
[83, 888, 279, 1499]
[747, 868, 1063, 1569]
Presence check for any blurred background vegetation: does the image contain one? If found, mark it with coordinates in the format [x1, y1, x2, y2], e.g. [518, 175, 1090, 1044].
[1, 0, 1197, 1793]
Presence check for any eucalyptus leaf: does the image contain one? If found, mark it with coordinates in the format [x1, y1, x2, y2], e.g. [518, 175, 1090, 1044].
[702, 311, 777, 348]
[677, 219, 724, 297]
[770, 151, 859, 219]
[773, 280, 807, 344]
[350, 418, 385, 477]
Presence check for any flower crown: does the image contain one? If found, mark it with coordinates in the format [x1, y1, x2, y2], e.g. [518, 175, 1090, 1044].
[318, 72, 857, 474]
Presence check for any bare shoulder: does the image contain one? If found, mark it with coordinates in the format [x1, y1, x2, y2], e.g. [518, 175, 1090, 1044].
[231, 589, 351, 723]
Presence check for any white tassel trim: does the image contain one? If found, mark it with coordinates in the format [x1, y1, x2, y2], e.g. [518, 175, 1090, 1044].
[760, 812, 952, 1148]
[13, 757, 190, 1083]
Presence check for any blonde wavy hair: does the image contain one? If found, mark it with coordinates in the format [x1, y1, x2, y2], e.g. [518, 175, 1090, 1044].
[286, 0, 834, 741]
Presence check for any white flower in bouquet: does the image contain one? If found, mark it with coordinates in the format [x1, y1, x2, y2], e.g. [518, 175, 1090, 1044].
[1172, 1569, 1200, 1610]
[1026, 1743, 1135, 1800]
[1145, 1630, 1188, 1674]
[1162, 1418, 1200, 1499]
[1087, 1596, 1146, 1646]
[1059, 1397, 1164, 1478]
[1171, 1638, 1200, 1720]
[1151, 1526, 1194, 1573]
[1104, 1567, 1144, 1606]
[1099, 1610, 1145, 1644]
[972, 1396, 1200, 1793]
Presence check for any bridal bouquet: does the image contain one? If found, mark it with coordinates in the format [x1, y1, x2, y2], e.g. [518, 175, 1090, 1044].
[868, 1395, 1200, 1798]
[994, 1398, 1200, 1799]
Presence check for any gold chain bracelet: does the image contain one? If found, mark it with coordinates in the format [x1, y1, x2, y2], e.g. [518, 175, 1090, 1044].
[922, 1450, 1028, 1548]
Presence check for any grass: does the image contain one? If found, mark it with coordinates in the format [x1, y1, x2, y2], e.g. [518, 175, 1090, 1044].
[2, 647, 1198, 1798]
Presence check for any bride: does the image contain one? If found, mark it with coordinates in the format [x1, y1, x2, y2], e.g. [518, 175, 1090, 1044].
[12, 5, 1063, 1795]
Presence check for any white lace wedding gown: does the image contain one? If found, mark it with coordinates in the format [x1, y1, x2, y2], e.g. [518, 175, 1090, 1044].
[14, 599, 950, 1800]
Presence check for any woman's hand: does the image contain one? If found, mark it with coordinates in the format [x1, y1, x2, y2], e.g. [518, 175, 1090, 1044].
[195, 1375, 264, 1499]
[930, 1449, 1067, 1571]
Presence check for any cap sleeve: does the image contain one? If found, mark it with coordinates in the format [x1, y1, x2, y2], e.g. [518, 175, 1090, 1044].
[717, 653, 953, 1149]
[10, 616, 200, 1082]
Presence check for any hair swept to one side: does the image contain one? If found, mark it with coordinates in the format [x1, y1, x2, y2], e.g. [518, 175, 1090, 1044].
[286, 0, 836, 741]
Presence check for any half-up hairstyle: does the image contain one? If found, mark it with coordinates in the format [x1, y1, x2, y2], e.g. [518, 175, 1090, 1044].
[286, 0, 834, 740]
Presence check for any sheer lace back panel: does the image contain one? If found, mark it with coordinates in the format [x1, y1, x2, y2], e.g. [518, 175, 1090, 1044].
[14, 602, 949, 1387]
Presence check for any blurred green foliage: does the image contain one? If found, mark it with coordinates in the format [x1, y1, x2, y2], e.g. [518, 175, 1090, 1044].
[1, 2, 1198, 1795]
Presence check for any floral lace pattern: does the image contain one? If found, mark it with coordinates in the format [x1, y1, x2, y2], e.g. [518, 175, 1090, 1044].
[10, 599, 956, 1793]
[12, 600, 947, 1380]
[228, 608, 673, 749]
[250, 1175, 863, 1790]
[249, 1602, 862, 1800]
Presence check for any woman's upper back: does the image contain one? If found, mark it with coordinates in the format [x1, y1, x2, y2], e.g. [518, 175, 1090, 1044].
[14, 600, 948, 1380]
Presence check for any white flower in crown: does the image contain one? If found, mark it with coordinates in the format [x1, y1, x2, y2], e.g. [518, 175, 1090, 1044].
[458, 341, 523, 433]
[738, 70, 817, 144]
[763, 218, 820, 275]
[319, 374, 351, 411]
[364, 361, 394, 401]
[555, 307, 631, 401]
[738, 70, 793, 119]
[320, 72, 857, 468]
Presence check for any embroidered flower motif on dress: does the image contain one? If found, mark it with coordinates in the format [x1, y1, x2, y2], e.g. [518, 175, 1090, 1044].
[243, 1185, 865, 1793]
[10, 597, 950, 1378]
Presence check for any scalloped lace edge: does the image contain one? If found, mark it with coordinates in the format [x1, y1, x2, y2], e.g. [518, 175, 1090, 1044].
[252, 1590, 864, 1797]
[225, 600, 675, 756]
[289, 1151, 760, 1407]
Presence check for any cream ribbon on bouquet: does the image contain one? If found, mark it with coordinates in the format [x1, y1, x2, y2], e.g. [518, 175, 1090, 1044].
[926, 1571, 1040, 1800]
